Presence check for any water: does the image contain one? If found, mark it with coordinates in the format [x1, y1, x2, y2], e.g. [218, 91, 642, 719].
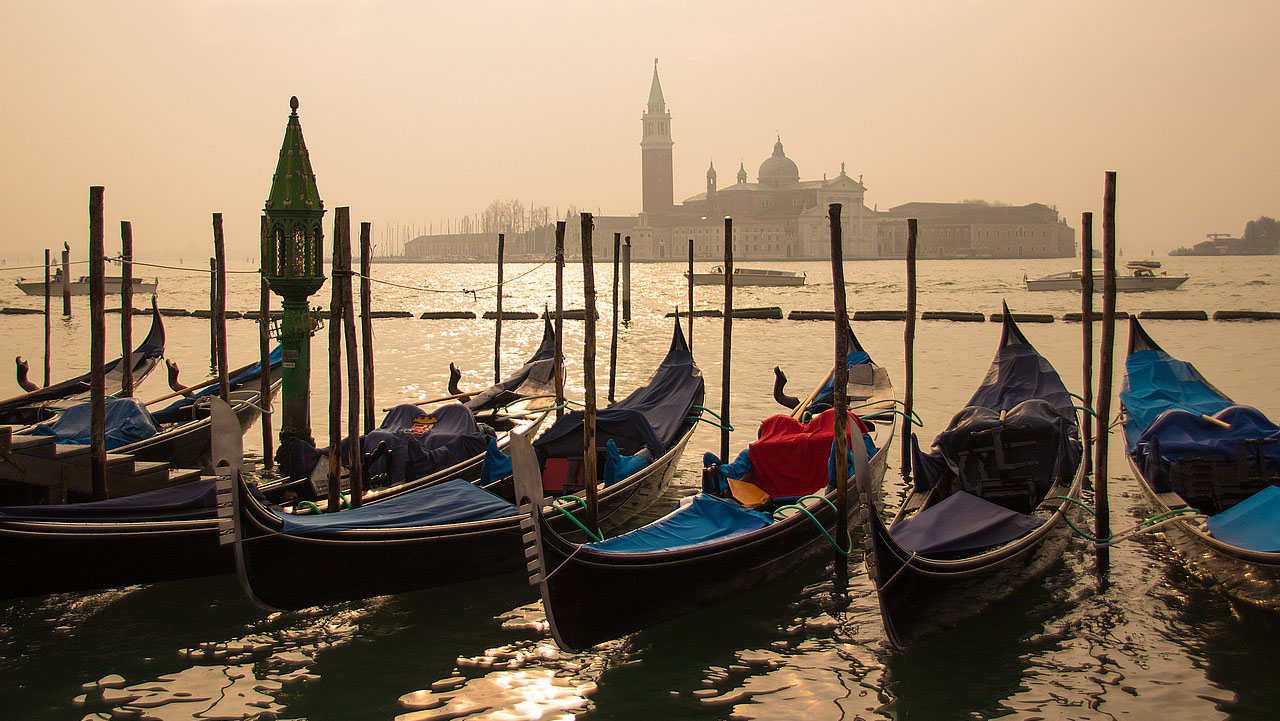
[1, 255, 1277, 720]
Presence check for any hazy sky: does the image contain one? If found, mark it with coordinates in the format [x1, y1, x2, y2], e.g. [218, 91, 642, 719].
[2, 0, 1277, 263]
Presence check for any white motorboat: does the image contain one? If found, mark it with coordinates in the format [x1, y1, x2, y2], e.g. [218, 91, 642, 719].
[1024, 262, 1187, 292]
[684, 266, 806, 287]
[15, 268, 158, 296]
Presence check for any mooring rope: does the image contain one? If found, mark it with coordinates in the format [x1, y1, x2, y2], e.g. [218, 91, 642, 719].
[108, 255, 260, 274]
[2, 259, 92, 272]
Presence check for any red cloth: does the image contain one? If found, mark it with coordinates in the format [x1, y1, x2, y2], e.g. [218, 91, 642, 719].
[747, 409, 871, 497]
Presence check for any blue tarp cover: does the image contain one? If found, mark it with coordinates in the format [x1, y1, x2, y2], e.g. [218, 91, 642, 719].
[890, 490, 1045, 556]
[1206, 485, 1280, 552]
[806, 351, 871, 413]
[1121, 348, 1233, 451]
[279, 478, 516, 534]
[914, 340, 1079, 492]
[0, 478, 217, 523]
[586, 493, 773, 553]
[364, 403, 488, 486]
[479, 437, 513, 485]
[535, 321, 702, 459]
[32, 397, 160, 450]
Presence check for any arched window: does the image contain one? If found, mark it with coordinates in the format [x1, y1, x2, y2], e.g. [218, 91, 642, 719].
[274, 228, 286, 276]
[292, 227, 307, 275]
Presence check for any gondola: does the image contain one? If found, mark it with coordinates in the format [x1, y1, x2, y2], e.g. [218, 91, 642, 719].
[863, 309, 1085, 647]
[0, 324, 556, 601]
[515, 325, 894, 652]
[1122, 318, 1280, 609]
[0, 300, 166, 425]
[224, 317, 705, 611]
[19, 349, 283, 468]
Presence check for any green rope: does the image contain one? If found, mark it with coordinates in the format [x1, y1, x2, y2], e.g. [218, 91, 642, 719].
[550, 496, 602, 542]
[686, 415, 734, 432]
[690, 405, 725, 422]
[772, 495, 851, 556]
[1063, 514, 1112, 544]
[1068, 391, 1086, 403]
[1073, 405, 1099, 419]
[1052, 495, 1096, 516]
[296, 500, 322, 515]
[1051, 496, 1203, 544]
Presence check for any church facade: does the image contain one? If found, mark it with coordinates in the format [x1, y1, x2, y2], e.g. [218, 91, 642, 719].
[406, 62, 1074, 261]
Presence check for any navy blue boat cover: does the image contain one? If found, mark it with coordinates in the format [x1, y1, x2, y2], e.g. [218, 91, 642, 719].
[152, 346, 283, 424]
[0, 478, 217, 523]
[586, 493, 772, 553]
[32, 397, 160, 450]
[535, 321, 702, 460]
[889, 490, 1044, 555]
[1132, 405, 1280, 491]
[912, 338, 1080, 493]
[1121, 348, 1233, 451]
[278, 477, 515, 534]
[1206, 485, 1280, 552]
[364, 404, 488, 486]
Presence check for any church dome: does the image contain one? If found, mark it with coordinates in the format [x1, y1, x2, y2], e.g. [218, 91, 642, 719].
[758, 137, 799, 185]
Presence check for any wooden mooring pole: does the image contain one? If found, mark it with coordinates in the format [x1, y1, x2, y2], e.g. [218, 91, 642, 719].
[902, 219, 918, 483]
[554, 221, 566, 417]
[89, 187, 106, 500]
[213, 214, 230, 402]
[1081, 211, 1095, 476]
[1095, 173, 1118, 574]
[120, 221, 134, 397]
[61, 243, 71, 317]
[259, 218, 274, 470]
[43, 248, 50, 387]
[622, 236, 632, 323]
[608, 232, 620, 404]
[340, 210, 364, 508]
[720, 217, 733, 463]
[326, 208, 346, 513]
[829, 204, 851, 577]
[209, 256, 218, 371]
[494, 233, 505, 385]
[360, 222, 375, 435]
[687, 238, 694, 352]
[581, 213, 599, 532]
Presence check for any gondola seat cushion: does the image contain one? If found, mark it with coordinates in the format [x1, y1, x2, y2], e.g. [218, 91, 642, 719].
[1206, 484, 1280, 552]
[585, 493, 772, 553]
[889, 491, 1044, 556]
[747, 409, 871, 498]
[604, 439, 651, 486]
[278, 478, 515, 534]
[32, 397, 160, 450]
[363, 403, 488, 486]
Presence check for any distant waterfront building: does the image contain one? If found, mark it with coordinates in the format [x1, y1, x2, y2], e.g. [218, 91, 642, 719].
[404, 62, 1073, 261]
[876, 202, 1076, 258]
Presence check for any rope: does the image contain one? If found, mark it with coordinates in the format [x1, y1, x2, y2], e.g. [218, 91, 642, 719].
[346, 259, 552, 298]
[1074, 405, 1099, 419]
[4, 259, 91, 272]
[771, 494, 851, 556]
[1049, 495, 1205, 546]
[685, 415, 733, 432]
[108, 255, 259, 274]
[550, 495, 602, 542]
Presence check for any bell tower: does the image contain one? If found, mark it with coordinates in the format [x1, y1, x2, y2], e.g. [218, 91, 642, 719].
[641, 59, 674, 215]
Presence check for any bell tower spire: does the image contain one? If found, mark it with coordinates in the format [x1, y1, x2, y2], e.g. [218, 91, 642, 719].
[641, 58, 674, 215]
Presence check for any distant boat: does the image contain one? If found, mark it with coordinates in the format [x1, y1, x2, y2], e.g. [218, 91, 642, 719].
[15, 268, 158, 296]
[684, 266, 806, 286]
[1024, 262, 1187, 292]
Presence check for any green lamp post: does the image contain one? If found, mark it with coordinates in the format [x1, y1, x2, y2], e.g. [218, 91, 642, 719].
[262, 96, 326, 452]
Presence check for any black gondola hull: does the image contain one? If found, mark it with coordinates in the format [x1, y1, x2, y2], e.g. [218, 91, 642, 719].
[0, 519, 229, 599]
[863, 476, 1081, 647]
[532, 447, 889, 652]
[1128, 456, 1280, 610]
[233, 421, 696, 611]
